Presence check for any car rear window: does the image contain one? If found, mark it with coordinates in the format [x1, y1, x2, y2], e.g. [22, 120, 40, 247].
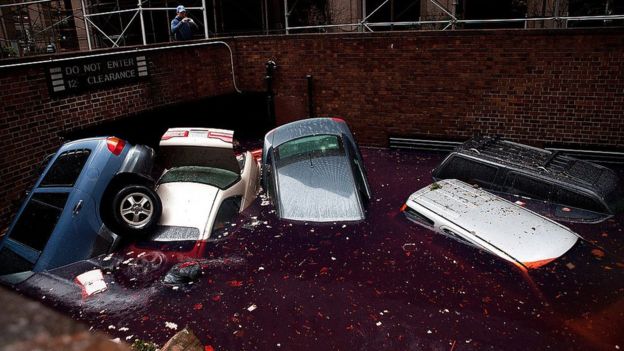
[158, 146, 241, 174]
[404, 207, 434, 227]
[40, 149, 91, 187]
[552, 188, 606, 213]
[159, 166, 240, 189]
[276, 135, 344, 162]
[9, 192, 69, 252]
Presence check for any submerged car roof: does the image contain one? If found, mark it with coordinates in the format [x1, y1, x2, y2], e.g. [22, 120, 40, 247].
[407, 179, 579, 266]
[443, 136, 620, 200]
[275, 154, 364, 222]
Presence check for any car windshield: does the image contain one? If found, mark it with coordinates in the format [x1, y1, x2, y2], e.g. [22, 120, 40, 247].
[275, 134, 343, 163]
[159, 166, 239, 189]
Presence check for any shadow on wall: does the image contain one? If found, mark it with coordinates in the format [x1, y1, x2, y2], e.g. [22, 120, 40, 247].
[61, 92, 274, 147]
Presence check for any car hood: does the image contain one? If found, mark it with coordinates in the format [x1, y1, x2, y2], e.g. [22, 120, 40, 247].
[275, 155, 364, 222]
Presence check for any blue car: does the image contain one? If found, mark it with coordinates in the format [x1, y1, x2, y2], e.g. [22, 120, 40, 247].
[0, 137, 161, 283]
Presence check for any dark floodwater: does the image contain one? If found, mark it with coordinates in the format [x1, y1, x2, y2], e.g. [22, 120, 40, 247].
[13, 148, 624, 351]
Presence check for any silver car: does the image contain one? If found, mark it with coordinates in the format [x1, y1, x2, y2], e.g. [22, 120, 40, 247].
[262, 118, 371, 223]
[402, 179, 580, 269]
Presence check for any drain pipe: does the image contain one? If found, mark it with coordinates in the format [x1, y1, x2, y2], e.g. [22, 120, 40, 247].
[265, 60, 277, 126]
[306, 74, 314, 118]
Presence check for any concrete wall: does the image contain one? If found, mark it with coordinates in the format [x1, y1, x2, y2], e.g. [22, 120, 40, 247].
[1, 28, 624, 227]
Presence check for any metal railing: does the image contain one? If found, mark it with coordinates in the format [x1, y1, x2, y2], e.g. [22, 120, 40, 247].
[284, 0, 624, 33]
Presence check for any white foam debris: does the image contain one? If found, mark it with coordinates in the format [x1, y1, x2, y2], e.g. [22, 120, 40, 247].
[258, 266, 265, 271]
[102, 254, 114, 261]
[119, 327, 129, 332]
[247, 304, 257, 312]
[125, 335, 134, 341]
[137, 252, 146, 258]
[122, 258, 133, 265]
[126, 251, 134, 256]
[111, 338, 121, 343]
[108, 325, 116, 330]
[427, 330, 432, 334]
[376, 322, 382, 326]
[165, 322, 178, 330]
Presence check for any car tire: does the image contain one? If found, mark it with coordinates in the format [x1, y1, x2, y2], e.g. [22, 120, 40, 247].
[110, 185, 161, 237]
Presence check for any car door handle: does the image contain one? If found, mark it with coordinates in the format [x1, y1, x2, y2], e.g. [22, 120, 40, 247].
[72, 200, 83, 215]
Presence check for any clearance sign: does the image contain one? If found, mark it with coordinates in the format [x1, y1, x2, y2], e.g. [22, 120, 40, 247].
[46, 55, 148, 96]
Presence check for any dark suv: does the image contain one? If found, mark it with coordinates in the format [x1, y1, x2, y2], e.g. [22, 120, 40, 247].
[432, 136, 622, 223]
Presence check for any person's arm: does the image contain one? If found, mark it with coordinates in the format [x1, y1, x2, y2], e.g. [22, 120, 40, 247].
[171, 18, 182, 34]
[187, 17, 198, 29]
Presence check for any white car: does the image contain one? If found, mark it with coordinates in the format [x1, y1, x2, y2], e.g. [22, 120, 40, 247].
[152, 128, 260, 242]
[401, 179, 580, 269]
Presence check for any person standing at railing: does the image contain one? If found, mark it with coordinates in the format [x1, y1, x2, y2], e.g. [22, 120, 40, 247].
[171, 5, 197, 41]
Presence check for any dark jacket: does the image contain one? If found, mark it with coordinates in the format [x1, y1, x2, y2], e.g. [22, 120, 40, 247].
[171, 16, 197, 41]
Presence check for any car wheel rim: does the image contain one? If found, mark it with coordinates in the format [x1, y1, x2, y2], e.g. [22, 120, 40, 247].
[119, 192, 153, 228]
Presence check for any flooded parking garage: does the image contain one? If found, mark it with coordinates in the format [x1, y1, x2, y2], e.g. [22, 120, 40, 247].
[8, 145, 623, 351]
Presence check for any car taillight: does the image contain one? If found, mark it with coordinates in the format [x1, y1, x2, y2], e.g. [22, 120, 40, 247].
[400, 204, 407, 212]
[331, 117, 345, 123]
[207, 131, 233, 143]
[522, 257, 557, 269]
[106, 137, 125, 156]
[161, 130, 189, 140]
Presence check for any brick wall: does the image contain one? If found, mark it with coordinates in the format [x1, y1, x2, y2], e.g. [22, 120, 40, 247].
[229, 28, 624, 148]
[2, 28, 624, 228]
[0, 43, 235, 227]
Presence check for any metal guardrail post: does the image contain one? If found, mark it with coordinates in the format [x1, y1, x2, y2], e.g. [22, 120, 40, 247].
[138, 0, 146, 45]
[202, 0, 209, 39]
[80, 0, 92, 50]
[284, 0, 289, 34]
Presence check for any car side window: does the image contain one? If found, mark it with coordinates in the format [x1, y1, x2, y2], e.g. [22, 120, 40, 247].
[211, 196, 242, 238]
[508, 173, 552, 200]
[9, 193, 69, 252]
[40, 149, 91, 187]
[404, 207, 434, 228]
[437, 156, 498, 186]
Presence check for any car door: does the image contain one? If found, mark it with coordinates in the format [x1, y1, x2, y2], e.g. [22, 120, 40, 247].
[2, 147, 97, 273]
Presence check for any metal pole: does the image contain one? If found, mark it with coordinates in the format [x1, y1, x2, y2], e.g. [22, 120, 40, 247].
[264, 0, 269, 35]
[80, 0, 92, 50]
[284, 0, 289, 34]
[0, 0, 51, 8]
[202, 0, 209, 38]
[138, 0, 146, 45]
[0, 8, 8, 46]
[212, 0, 218, 34]
[306, 74, 314, 118]
[361, 0, 366, 31]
